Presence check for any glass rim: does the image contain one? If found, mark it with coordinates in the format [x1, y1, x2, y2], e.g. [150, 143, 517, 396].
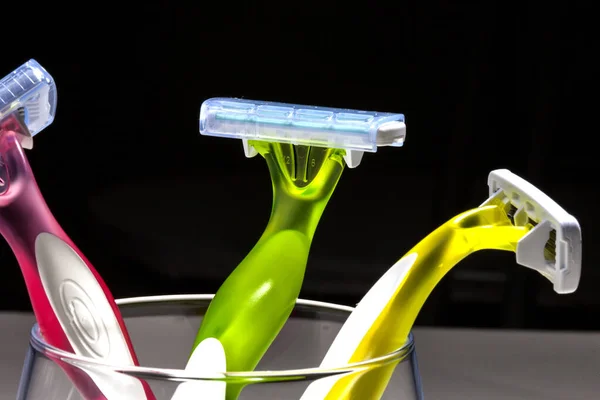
[29, 294, 415, 381]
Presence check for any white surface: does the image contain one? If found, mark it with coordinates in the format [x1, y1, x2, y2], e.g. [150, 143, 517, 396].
[171, 338, 226, 400]
[2, 312, 600, 400]
[35, 233, 146, 399]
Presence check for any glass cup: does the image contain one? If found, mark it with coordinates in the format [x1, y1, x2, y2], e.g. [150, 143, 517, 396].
[16, 294, 423, 399]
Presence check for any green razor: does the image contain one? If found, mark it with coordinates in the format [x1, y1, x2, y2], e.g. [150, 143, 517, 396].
[189, 97, 406, 399]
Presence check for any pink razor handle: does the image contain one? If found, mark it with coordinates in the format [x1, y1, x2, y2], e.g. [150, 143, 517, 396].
[0, 125, 154, 400]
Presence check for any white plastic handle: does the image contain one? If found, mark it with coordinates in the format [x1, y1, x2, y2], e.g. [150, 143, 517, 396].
[35, 232, 147, 399]
[171, 338, 227, 400]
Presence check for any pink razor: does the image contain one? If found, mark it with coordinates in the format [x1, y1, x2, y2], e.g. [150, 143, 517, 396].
[0, 60, 155, 399]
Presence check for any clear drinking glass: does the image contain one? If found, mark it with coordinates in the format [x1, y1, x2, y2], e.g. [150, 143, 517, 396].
[16, 295, 423, 400]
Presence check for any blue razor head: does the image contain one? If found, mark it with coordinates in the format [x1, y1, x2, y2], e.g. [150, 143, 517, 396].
[199, 98, 406, 153]
[0, 59, 57, 138]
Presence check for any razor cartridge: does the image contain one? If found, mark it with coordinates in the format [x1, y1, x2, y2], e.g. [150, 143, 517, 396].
[199, 97, 406, 168]
[0, 59, 57, 149]
[482, 169, 582, 293]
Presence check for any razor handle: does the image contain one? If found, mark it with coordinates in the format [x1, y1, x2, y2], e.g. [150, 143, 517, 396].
[0, 131, 153, 400]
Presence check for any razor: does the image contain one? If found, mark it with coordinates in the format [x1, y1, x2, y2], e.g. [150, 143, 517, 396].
[0, 60, 155, 400]
[300, 168, 582, 400]
[189, 97, 406, 400]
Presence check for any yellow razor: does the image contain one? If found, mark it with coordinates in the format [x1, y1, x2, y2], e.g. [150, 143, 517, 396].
[300, 168, 582, 400]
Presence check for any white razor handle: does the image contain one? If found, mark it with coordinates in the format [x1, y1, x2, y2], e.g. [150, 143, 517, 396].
[485, 169, 582, 294]
[299, 254, 418, 399]
[171, 338, 226, 400]
[35, 232, 147, 399]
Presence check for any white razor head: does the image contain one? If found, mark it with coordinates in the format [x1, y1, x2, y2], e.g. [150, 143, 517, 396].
[485, 169, 582, 294]
[199, 97, 406, 168]
[0, 59, 56, 146]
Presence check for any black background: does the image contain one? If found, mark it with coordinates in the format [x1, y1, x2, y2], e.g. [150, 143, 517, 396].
[1, 3, 597, 331]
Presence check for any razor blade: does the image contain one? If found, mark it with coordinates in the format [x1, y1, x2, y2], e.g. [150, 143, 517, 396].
[199, 97, 406, 168]
[482, 169, 582, 294]
[0, 59, 57, 149]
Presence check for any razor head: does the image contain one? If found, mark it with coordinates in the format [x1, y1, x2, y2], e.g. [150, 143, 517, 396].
[485, 169, 582, 294]
[199, 97, 406, 168]
[0, 59, 57, 149]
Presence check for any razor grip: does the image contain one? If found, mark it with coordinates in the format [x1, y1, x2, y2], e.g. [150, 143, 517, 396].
[0, 132, 153, 400]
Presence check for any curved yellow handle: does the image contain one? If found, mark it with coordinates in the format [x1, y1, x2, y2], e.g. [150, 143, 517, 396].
[324, 204, 531, 399]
